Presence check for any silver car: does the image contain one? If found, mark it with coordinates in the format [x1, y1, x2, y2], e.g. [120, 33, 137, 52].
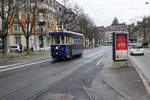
[130, 46, 144, 56]
[9, 45, 21, 53]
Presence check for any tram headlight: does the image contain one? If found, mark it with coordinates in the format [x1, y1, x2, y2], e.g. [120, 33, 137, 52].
[56, 46, 58, 50]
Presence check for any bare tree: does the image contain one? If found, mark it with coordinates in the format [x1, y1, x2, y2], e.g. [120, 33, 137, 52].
[17, 0, 38, 54]
[56, 0, 82, 31]
[56, 0, 100, 47]
[0, 0, 22, 55]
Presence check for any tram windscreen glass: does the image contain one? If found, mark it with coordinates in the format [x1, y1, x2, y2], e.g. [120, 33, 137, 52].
[53, 36, 60, 44]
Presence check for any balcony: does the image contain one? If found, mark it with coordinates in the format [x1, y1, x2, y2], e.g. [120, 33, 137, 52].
[38, 2, 48, 10]
[38, 13, 45, 25]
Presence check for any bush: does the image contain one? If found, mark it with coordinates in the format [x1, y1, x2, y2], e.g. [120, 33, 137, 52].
[142, 41, 148, 47]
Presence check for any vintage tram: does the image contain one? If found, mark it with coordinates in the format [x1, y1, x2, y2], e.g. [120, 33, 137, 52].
[49, 31, 83, 59]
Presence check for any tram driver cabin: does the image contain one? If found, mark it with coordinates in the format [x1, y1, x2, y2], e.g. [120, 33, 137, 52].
[49, 31, 84, 59]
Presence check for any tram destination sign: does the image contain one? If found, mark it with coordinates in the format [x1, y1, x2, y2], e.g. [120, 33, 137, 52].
[113, 33, 128, 61]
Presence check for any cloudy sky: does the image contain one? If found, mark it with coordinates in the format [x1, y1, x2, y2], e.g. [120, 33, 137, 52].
[57, 0, 150, 26]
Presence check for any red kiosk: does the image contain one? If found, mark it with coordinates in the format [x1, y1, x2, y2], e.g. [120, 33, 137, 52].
[113, 32, 128, 61]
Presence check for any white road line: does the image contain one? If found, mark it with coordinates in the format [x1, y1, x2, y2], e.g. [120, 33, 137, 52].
[0, 62, 27, 69]
[96, 59, 103, 65]
[0, 59, 51, 73]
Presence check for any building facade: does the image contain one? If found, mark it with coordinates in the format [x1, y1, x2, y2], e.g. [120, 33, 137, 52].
[137, 17, 150, 43]
[105, 23, 128, 45]
[127, 24, 137, 43]
[96, 26, 105, 46]
[8, 0, 57, 51]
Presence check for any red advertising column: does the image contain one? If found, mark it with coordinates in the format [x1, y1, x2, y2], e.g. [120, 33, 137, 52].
[148, 42, 150, 48]
[115, 33, 128, 61]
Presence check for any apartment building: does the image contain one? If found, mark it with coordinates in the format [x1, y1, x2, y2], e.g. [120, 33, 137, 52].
[127, 24, 137, 43]
[137, 18, 150, 43]
[105, 23, 128, 45]
[8, 0, 57, 51]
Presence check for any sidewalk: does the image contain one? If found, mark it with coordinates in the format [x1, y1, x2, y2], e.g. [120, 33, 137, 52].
[90, 54, 150, 100]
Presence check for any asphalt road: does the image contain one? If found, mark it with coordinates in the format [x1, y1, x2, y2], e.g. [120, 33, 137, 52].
[0, 46, 111, 100]
[129, 48, 150, 95]
[129, 48, 150, 79]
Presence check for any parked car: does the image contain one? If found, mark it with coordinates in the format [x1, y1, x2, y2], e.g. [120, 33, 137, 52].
[130, 46, 144, 55]
[46, 46, 51, 51]
[9, 45, 21, 53]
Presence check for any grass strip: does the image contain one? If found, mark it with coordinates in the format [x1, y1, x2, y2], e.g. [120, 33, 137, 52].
[0, 52, 47, 60]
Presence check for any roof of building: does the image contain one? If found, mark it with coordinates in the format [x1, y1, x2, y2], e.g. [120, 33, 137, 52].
[105, 24, 127, 32]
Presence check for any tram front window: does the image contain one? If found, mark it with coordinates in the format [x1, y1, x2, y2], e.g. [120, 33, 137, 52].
[53, 36, 65, 44]
[53, 36, 60, 44]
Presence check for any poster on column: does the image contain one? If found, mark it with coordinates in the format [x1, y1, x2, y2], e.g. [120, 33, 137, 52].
[116, 34, 128, 60]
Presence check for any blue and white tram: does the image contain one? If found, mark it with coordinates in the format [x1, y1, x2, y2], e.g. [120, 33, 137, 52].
[49, 31, 83, 59]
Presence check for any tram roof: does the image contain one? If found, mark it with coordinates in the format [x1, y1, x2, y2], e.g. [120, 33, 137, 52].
[49, 31, 83, 37]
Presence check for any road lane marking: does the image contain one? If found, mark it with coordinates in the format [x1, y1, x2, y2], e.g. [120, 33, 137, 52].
[0, 62, 27, 69]
[0, 64, 73, 99]
[0, 47, 112, 99]
[0, 51, 107, 99]
[0, 59, 51, 72]
[81, 80, 95, 100]
[96, 59, 103, 65]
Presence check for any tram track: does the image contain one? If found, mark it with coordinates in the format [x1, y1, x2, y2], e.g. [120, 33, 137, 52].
[0, 47, 111, 100]
[81, 80, 95, 100]
[0, 62, 78, 100]
[27, 51, 110, 100]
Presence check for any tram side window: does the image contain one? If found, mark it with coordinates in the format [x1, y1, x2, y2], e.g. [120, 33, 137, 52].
[75, 38, 78, 44]
[65, 36, 71, 45]
[79, 38, 83, 45]
[79, 38, 81, 45]
[61, 36, 64, 44]
[74, 38, 77, 44]
[81, 38, 83, 44]
[72, 37, 74, 44]
[68, 36, 72, 45]
[78, 38, 80, 44]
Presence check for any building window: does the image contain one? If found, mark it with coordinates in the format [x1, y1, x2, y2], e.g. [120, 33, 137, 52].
[14, 12, 21, 20]
[39, 25, 45, 32]
[48, 23, 50, 32]
[26, 13, 31, 20]
[15, 36, 21, 44]
[51, 15, 53, 21]
[51, 22, 53, 31]
[39, 13, 44, 19]
[14, 24, 22, 32]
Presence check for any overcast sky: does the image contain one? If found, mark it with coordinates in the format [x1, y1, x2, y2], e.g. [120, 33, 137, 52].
[57, 0, 150, 26]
